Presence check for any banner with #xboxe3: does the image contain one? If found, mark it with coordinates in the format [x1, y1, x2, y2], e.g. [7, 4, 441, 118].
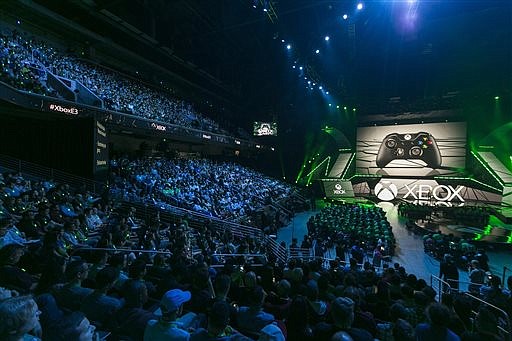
[356, 122, 466, 176]
[360, 179, 502, 205]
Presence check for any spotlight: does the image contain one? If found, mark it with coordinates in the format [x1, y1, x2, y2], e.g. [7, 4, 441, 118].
[357, 3, 363, 10]
[292, 65, 296, 69]
[299, 66, 303, 70]
[336, 105, 340, 109]
[329, 103, 332, 107]
[495, 96, 500, 100]
[325, 36, 330, 41]
[286, 44, 291, 50]
[343, 106, 347, 110]
[315, 49, 320, 54]
[281, 39, 285, 43]
[308, 81, 311, 84]
[343, 14, 348, 20]
[353, 108, 357, 111]
[263, 8, 268, 12]
[312, 83, 316, 86]
[326, 91, 329, 95]
[407, 0, 416, 3]
[319, 86, 323, 90]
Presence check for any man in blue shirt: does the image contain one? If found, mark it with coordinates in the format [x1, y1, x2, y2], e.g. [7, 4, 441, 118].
[144, 289, 195, 341]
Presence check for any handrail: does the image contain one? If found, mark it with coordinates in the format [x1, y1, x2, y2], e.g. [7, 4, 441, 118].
[213, 253, 267, 258]
[445, 279, 485, 293]
[263, 236, 287, 264]
[463, 292, 511, 338]
[504, 266, 511, 287]
[430, 274, 452, 297]
[70, 247, 171, 255]
[0, 153, 103, 193]
[122, 201, 264, 240]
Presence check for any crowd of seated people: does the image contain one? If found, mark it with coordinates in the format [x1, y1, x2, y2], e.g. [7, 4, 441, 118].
[398, 203, 491, 228]
[1, 170, 512, 340]
[0, 30, 57, 96]
[0, 28, 237, 136]
[109, 156, 300, 224]
[304, 204, 395, 266]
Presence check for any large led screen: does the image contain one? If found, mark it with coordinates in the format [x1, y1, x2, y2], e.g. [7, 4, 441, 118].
[253, 122, 278, 136]
[356, 122, 466, 176]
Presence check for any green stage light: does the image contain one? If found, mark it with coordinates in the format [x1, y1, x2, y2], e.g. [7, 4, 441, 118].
[352, 108, 356, 112]
[336, 105, 340, 109]
[343, 106, 347, 110]
[494, 96, 500, 100]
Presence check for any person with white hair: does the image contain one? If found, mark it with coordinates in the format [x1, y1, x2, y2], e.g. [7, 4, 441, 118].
[0, 295, 42, 341]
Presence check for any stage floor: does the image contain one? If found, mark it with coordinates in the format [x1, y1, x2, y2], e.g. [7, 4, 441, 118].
[278, 202, 512, 291]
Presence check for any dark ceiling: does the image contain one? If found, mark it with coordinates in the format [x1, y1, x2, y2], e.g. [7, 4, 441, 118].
[20, 0, 512, 129]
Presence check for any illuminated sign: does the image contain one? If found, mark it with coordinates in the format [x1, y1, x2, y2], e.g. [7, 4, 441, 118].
[403, 184, 465, 202]
[322, 180, 354, 198]
[333, 183, 346, 195]
[48, 103, 78, 115]
[151, 123, 167, 131]
[373, 180, 466, 205]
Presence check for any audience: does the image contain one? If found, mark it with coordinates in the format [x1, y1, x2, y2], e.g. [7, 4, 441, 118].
[0, 29, 245, 137]
[0, 167, 510, 341]
[109, 156, 299, 223]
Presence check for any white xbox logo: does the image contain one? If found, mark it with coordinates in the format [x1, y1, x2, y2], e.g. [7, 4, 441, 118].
[334, 184, 342, 190]
[375, 181, 398, 201]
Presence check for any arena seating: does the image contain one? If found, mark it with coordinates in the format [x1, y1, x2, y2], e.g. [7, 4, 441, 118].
[1, 164, 510, 340]
[0, 29, 237, 136]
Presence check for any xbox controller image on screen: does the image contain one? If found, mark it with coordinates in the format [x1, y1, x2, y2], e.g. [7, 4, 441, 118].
[376, 132, 442, 168]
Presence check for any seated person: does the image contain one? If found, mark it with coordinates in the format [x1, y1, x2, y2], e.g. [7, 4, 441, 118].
[0, 295, 42, 341]
[415, 303, 460, 341]
[235, 286, 275, 334]
[116, 279, 156, 340]
[144, 289, 196, 341]
[53, 259, 93, 311]
[191, 300, 249, 341]
[314, 297, 373, 341]
[0, 244, 36, 293]
[0, 217, 27, 250]
[46, 311, 97, 341]
[80, 267, 124, 328]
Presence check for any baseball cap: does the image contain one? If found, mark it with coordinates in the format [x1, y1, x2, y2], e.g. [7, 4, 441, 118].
[154, 289, 191, 316]
[259, 323, 285, 341]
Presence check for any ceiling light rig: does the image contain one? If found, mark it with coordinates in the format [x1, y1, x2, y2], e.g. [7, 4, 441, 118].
[262, 0, 375, 103]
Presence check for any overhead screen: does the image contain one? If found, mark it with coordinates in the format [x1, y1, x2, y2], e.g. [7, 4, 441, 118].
[356, 122, 467, 177]
[253, 122, 277, 136]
